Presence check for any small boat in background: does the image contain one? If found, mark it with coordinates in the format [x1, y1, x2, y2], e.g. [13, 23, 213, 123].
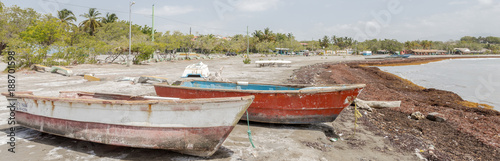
[154, 80, 365, 124]
[365, 54, 411, 59]
[182, 62, 210, 78]
[387, 54, 411, 58]
[3, 91, 254, 157]
[364, 54, 389, 59]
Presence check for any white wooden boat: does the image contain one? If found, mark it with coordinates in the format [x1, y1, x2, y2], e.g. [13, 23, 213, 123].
[181, 62, 210, 78]
[3, 91, 254, 157]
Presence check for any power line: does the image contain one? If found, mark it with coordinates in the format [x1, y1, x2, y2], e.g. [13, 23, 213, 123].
[42, 0, 128, 15]
[153, 16, 245, 34]
[41, 0, 246, 34]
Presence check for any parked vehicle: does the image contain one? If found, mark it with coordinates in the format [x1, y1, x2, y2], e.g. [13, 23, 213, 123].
[226, 52, 237, 56]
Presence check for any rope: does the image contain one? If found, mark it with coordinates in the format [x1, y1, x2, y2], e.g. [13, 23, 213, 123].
[246, 110, 256, 148]
[353, 103, 363, 136]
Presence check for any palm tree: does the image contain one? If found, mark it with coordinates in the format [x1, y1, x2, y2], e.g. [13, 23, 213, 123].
[287, 33, 294, 39]
[420, 40, 432, 49]
[57, 9, 76, 25]
[263, 27, 275, 42]
[253, 30, 264, 41]
[79, 8, 103, 36]
[319, 36, 329, 48]
[101, 12, 118, 24]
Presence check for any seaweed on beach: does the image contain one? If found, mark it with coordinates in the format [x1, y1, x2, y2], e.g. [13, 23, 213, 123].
[288, 57, 500, 160]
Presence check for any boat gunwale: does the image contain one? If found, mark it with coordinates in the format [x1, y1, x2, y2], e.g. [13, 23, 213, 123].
[154, 80, 366, 94]
[1, 91, 255, 105]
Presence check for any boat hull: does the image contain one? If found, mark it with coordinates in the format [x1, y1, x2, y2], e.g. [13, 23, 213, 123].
[155, 81, 365, 124]
[5, 92, 254, 157]
[16, 111, 233, 156]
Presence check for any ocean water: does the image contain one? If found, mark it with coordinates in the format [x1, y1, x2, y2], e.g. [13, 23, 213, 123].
[379, 58, 500, 111]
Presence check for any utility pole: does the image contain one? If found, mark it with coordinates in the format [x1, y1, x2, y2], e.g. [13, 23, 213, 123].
[187, 27, 192, 60]
[289, 33, 292, 54]
[152, 4, 155, 42]
[128, 1, 135, 67]
[247, 26, 249, 56]
[312, 38, 314, 52]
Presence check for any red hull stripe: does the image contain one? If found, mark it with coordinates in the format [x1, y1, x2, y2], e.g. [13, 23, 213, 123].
[155, 86, 363, 124]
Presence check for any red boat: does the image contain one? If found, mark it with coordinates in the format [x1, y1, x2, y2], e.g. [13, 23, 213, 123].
[154, 80, 365, 124]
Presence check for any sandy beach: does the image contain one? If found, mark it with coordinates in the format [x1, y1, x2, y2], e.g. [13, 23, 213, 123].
[1, 54, 499, 161]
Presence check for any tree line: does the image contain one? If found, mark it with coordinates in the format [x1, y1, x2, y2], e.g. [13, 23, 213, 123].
[1, 3, 498, 69]
[314, 35, 500, 54]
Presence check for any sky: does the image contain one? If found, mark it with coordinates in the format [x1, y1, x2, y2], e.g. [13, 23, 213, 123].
[3, 0, 500, 41]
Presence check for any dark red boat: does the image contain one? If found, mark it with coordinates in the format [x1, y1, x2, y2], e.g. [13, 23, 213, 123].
[154, 80, 365, 124]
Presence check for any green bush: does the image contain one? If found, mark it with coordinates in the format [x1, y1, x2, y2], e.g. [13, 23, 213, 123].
[243, 57, 251, 64]
[132, 42, 155, 64]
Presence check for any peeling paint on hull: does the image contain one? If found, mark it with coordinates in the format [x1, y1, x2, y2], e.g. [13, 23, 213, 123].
[154, 81, 366, 124]
[16, 112, 233, 156]
[3, 91, 254, 157]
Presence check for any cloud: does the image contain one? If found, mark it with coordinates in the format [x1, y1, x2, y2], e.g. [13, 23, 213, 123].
[308, 1, 500, 41]
[398, 2, 500, 40]
[477, 0, 493, 5]
[235, 0, 281, 12]
[448, 1, 469, 5]
[135, 5, 195, 16]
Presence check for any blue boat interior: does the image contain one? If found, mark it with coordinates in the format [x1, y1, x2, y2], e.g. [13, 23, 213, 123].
[180, 81, 305, 90]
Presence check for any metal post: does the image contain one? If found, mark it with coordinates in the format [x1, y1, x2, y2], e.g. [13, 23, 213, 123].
[247, 26, 249, 56]
[128, 1, 135, 67]
[152, 4, 155, 42]
[290, 33, 292, 54]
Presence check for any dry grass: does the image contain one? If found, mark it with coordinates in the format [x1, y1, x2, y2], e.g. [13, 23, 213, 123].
[382, 70, 426, 90]
[459, 101, 495, 110]
[368, 58, 450, 67]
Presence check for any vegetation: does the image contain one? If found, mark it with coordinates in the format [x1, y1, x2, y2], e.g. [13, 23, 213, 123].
[101, 12, 118, 24]
[1, 4, 499, 69]
[310, 35, 500, 54]
[57, 9, 76, 26]
[243, 57, 251, 64]
[79, 8, 103, 36]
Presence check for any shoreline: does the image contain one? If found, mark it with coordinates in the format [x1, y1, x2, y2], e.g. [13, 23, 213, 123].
[378, 58, 499, 111]
[359, 55, 500, 67]
[292, 55, 500, 109]
[361, 56, 499, 110]
[289, 56, 500, 160]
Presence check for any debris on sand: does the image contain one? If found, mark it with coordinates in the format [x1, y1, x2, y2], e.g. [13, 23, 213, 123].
[116, 77, 137, 82]
[410, 112, 425, 120]
[205, 67, 230, 82]
[137, 75, 169, 84]
[31, 64, 50, 72]
[83, 74, 102, 81]
[426, 112, 446, 122]
[354, 98, 401, 109]
[31, 64, 73, 76]
[115, 76, 169, 84]
[50, 66, 73, 76]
